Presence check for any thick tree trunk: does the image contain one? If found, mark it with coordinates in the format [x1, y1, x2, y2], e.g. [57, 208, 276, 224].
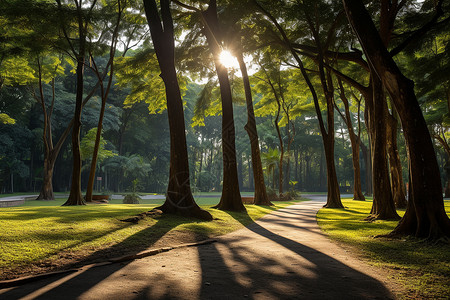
[143, 0, 212, 220]
[366, 77, 399, 220]
[323, 134, 342, 207]
[386, 112, 407, 208]
[343, 0, 450, 240]
[37, 157, 55, 200]
[202, 2, 244, 211]
[237, 48, 271, 205]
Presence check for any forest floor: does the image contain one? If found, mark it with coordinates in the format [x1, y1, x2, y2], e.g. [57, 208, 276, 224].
[0, 197, 404, 300]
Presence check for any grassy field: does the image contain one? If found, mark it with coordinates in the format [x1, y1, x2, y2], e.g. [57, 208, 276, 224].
[317, 199, 450, 299]
[0, 196, 300, 280]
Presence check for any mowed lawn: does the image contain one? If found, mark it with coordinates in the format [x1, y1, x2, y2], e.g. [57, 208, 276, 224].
[317, 198, 450, 299]
[0, 196, 299, 280]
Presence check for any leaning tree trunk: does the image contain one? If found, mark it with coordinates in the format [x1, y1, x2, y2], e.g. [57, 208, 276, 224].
[236, 46, 271, 206]
[254, 0, 342, 206]
[318, 70, 342, 208]
[202, 1, 244, 212]
[343, 0, 450, 240]
[143, 0, 212, 220]
[386, 111, 407, 209]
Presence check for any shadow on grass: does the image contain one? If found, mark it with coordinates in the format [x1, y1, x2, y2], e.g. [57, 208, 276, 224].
[67, 213, 207, 269]
[0, 212, 210, 299]
[318, 201, 450, 298]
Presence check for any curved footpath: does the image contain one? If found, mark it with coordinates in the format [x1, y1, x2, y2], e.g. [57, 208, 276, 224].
[0, 196, 400, 299]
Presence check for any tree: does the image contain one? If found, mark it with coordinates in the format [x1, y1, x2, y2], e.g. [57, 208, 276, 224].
[173, 0, 245, 211]
[201, 0, 245, 211]
[343, 0, 450, 240]
[142, 0, 212, 220]
[235, 37, 271, 206]
[84, 0, 128, 202]
[57, 0, 98, 206]
[31, 56, 73, 200]
[334, 79, 365, 201]
[253, 0, 343, 208]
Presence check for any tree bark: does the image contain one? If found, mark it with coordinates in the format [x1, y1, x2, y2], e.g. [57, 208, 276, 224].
[366, 76, 399, 220]
[85, 2, 123, 202]
[301, 6, 342, 208]
[343, 0, 450, 240]
[63, 53, 86, 206]
[386, 111, 407, 208]
[143, 0, 212, 220]
[236, 47, 271, 205]
[336, 79, 365, 201]
[37, 158, 55, 200]
[202, 1, 244, 211]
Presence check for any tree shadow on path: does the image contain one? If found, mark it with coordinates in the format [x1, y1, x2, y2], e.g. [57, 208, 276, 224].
[197, 201, 395, 299]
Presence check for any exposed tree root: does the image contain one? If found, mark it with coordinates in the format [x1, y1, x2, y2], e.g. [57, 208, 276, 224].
[120, 209, 163, 223]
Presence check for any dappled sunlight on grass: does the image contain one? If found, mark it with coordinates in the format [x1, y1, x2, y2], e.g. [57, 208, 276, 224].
[0, 204, 162, 276]
[0, 198, 301, 280]
[317, 199, 450, 299]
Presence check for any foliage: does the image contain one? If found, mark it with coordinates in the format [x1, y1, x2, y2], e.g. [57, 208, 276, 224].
[123, 179, 140, 204]
[80, 128, 117, 163]
[0, 113, 15, 124]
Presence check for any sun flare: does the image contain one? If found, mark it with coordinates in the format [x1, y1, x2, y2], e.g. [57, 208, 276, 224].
[219, 50, 239, 69]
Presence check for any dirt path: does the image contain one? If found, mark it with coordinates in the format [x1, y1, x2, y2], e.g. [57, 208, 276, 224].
[0, 197, 400, 299]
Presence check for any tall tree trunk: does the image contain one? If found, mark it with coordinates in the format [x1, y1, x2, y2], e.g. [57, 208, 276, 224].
[236, 46, 271, 205]
[202, 1, 244, 211]
[303, 7, 342, 208]
[386, 111, 407, 208]
[274, 104, 284, 196]
[85, 3, 122, 202]
[63, 55, 85, 206]
[336, 79, 365, 200]
[343, 0, 450, 240]
[254, 0, 342, 207]
[367, 77, 399, 220]
[362, 105, 373, 196]
[143, 0, 212, 220]
[323, 133, 342, 207]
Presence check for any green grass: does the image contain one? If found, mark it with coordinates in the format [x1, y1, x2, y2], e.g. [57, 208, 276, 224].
[0, 197, 301, 280]
[317, 199, 450, 299]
